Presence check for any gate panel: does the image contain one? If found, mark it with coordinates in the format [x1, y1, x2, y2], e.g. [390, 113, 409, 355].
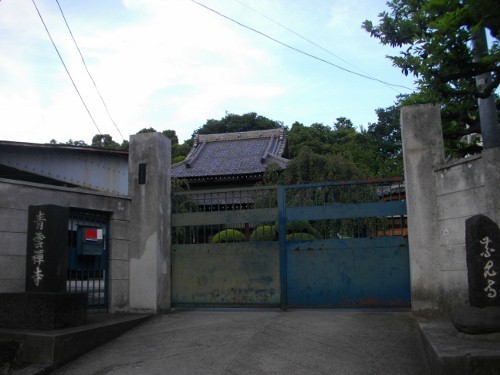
[172, 186, 280, 306]
[286, 237, 409, 306]
[280, 178, 410, 308]
[172, 242, 279, 305]
[67, 210, 109, 310]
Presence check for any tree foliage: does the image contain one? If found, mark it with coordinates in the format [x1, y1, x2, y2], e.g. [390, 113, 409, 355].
[285, 112, 404, 180]
[367, 102, 404, 177]
[52, 108, 407, 183]
[363, 0, 499, 157]
[279, 147, 371, 185]
[193, 112, 282, 136]
[362, 0, 499, 100]
[135, 127, 188, 163]
[91, 134, 123, 149]
[50, 139, 88, 147]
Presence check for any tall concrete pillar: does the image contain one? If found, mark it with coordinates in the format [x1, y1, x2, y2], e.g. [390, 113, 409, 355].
[401, 104, 445, 314]
[128, 133, 171, 313]
[482, 147, 500, 226]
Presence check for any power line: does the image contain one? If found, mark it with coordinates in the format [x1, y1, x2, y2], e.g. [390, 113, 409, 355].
[232, 0, 403, 94]
[233, 0, 355, 72]
[31, 0, 102, 135]
[55, 0, 125, 142]
[191, 0, 413, 91]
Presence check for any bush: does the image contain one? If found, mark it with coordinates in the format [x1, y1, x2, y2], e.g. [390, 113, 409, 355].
[286, 232, 316, 240]
[212, 229, 246, 243]
[274, 220, 320, 238]
[250, 225, 277, 241]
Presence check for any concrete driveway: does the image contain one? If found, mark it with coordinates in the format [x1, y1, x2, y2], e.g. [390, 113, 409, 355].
[52, 309, 430, 375]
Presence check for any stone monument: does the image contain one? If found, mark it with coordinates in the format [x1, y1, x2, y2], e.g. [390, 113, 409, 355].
[0, 205, 87, 330]
[451, 214, 500, 334]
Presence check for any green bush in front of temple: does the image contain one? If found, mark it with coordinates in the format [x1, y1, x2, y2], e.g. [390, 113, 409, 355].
[250, 225, 277, 241]
[274, 220, 320, 239]
[286, 232, 316, 241]
[212, 229, 246, 243]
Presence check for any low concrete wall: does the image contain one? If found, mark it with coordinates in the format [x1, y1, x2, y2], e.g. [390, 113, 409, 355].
[0, 179, 131, 313]
[435, 156, 486, 311]
[0, 132, 172, 315]
[402, 104, 500, 314]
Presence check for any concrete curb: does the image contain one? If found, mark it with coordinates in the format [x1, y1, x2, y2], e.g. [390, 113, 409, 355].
[1, 313, 151, 374]
[418, 316, 500, 375]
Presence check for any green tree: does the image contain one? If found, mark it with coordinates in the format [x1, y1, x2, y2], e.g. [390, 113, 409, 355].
[280, 147, 370, 185]
[49, 139, 88, 147]
[134, 127, 189, 163]
[193, 112, 282, 136]
[91, 134, 122, 149]
[137, 127, 179, 143]
[136, 127, 157, 134]
[332, 117, 355, 130]
[287, 122, 334, 157]
[363, 0, 499, 100]
[363, 0, 499, 156]
[67, 140, 88, 147]
[366, 101, 404, 177]
[287, 118, 392, 178]
[161, 130, 179, 145]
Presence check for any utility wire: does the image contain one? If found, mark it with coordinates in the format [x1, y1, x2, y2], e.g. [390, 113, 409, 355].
[192, 0, 413, 91]
[55, 0, 125, 142]
[31, 0, 102, 135]
[232, 0, 403, 94]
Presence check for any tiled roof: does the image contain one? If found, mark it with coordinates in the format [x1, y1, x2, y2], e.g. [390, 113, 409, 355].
[172, 128, 288, 180]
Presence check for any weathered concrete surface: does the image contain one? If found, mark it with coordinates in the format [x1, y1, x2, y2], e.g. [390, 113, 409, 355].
[128, 133, 171, 314]
[0, 313, 149, 371]
[0, 180, 131, 313]
[401, 104, 445, 314]
[52, 309, 430, 375]
[418, 316, 500, 375]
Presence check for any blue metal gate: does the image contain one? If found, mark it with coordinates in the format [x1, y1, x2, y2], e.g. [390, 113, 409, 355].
[279, 178, 410, 308]
[171, 178, 410, 308]
[171, 186, 280, 306]
[67, 210, 109, 310]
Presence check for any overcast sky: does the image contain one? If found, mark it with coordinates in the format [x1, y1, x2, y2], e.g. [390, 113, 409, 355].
[0, 0, 417, 145]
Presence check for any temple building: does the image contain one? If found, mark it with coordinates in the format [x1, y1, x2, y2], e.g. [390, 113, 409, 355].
[171, 128, 289, 189]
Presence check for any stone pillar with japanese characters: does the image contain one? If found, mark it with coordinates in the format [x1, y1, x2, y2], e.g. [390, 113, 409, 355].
[465, 214, 500, 307]
[0, 204, 87, 330]
[25, 205, 69, 292]
[451, 214, 500, 334]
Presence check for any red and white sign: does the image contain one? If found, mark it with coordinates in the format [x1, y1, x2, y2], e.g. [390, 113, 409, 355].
[85, 228, 103, 241]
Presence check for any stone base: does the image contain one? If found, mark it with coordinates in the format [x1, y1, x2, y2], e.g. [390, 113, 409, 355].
[419, 316, 500, 375]
[0, 314, 150, 370]
[0, 292, 87, 330]
[0, 339, 23, 373]
[451, 306, 500, 334]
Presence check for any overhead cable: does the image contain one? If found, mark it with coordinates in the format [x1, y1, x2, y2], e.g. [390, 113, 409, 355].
[191, 0, 413, 91]
[232, 0, 403, 94]
[55, 0, 125, 142]
[31, 0, 102, 135]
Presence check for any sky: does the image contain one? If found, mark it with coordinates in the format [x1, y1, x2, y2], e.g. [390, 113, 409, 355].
[0, 0, 417, 145]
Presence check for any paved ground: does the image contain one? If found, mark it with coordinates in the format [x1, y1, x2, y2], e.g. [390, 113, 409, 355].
[52, 309, 430, 375]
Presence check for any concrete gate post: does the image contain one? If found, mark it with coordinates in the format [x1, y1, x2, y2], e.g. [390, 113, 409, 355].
[482, 147, 500, 226]
[128, 133, 171, 313]
[401, 104, 445, 314]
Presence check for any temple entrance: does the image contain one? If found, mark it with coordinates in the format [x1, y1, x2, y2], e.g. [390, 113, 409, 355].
[67, 209, 109, 309]
[171, 179, 410, 308]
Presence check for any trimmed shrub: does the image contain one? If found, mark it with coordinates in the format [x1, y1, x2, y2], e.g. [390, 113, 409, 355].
[250, 225, 277, 241]
[274, 220, 320, 238]
[212, 229, 246, 243]
[286, 232, 316, 240]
